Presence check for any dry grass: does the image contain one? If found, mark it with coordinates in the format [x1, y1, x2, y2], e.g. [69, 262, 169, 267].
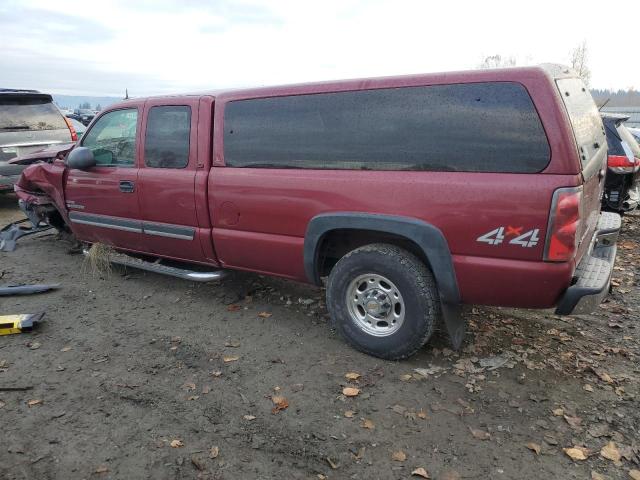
[82, 243, 114, 276]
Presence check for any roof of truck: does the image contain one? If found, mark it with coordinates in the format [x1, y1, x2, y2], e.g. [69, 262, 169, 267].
[107, 64, 577, 109]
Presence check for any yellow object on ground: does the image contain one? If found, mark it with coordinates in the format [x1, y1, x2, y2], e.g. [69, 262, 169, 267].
[0, 313, 44, 336]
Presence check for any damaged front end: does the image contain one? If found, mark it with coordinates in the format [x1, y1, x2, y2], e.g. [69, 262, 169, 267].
[1, 160, 71, 252]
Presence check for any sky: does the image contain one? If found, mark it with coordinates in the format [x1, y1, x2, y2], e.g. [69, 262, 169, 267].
[1, 0, 638, 97]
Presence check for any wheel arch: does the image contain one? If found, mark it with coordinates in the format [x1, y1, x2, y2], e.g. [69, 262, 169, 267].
[304, 212, 461, 305]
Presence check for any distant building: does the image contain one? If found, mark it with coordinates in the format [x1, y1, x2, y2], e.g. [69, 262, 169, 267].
[600, 106, 640, 128]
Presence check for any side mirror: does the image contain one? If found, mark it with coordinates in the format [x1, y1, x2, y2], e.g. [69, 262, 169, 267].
[66, 147, 96, 170]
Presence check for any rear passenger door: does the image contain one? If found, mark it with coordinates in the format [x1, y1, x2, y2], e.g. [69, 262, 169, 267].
[137, 98, 205, 262]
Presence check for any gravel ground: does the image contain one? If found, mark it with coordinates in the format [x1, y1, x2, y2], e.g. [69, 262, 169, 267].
[1, 192, 639, 480]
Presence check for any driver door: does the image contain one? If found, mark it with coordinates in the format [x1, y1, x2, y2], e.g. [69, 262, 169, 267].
[64, 104, 146, 252]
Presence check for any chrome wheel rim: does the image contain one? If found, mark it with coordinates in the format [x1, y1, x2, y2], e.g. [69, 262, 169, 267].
[346, 273, 405, 337]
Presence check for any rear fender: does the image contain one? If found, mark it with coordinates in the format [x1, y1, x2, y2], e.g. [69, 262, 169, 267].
[304, 212, 465, 348]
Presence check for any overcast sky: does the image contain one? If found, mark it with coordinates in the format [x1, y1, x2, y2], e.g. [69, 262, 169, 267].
[1, 0, 637, 97]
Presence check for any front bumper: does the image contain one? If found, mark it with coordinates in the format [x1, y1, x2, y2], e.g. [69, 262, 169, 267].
[555, 212, 621, 315]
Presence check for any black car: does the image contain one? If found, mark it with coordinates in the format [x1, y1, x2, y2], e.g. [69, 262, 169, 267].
[602, 114, 640, 212]
[71, 109, 95, 126]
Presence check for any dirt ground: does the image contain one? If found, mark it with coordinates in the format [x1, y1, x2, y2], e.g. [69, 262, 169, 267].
[1, 192, 639, 480]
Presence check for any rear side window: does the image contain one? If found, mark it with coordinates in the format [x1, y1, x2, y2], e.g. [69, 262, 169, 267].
[556, 78, 605, 168]
[0, 95, 67, 131]
[604, 121, 626, 156]
[144, 106, 191, 168]
[223, 82, 550, 173]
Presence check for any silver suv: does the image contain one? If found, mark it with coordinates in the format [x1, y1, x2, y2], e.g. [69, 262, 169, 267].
[0, 89, 75, 192]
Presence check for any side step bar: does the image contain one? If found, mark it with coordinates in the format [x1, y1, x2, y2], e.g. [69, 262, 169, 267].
[83, 249, 226, 282]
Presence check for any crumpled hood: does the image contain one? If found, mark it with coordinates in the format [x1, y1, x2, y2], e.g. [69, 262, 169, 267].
[15, 161, 69, 224]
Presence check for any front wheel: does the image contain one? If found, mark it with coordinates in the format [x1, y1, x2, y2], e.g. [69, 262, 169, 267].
[326, 243, 441, 360]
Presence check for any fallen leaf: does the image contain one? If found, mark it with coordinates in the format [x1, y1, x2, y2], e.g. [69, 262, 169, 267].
[224, 341, 240, 348]
[552, 408, 564, 416]
[226, 304, 241, 311]
[344, 410, 355, 418]
[350, 446, 366, 460]
[243, 415, 256, 421]
[342, 387, 360, 397]
[187, 395, 199, 401]
[469, 427, 490, 440]
[411, 467, 431, 478]
[170, 439, 184, 448]
[27, 399, 42, 407]
[223, 356, 239, 363]
[210, 446, 219, 458]
[417, 409, 428, 419]
[60, 346, 72, 352]
[400, 374, 413, 381]
[202, 386, 210, 394]
[584, 384, 594, 392]
[94, 466, 109, 474]
[629, 470, 640, 480]
[271, 395, 289, 413]
[29, 342, 41, 350]
[183, 382, 196, 391]
[326, 457, 339, 469]
[345, 372, 361, 381]
[591, 472, 606, 480]
[563, 447, 588, 461]
[593, 368, 614, 384]
[258, 312, 272, 318]
[391, 450, 406, 462]
[600, 441, 621, 463]
[361, 418, 375, 429]
[526, 442, 541, 455]
[211, 370, 222, 377]
[564, 414, 582, 428]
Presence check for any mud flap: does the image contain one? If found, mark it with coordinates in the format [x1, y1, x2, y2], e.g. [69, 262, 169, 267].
[0, 219, 52, 252]
[441, 302, 466, 350]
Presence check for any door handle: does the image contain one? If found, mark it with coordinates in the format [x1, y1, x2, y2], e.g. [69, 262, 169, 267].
[119, 180, 135, 193]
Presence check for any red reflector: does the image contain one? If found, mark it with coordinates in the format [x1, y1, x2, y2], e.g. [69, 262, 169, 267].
[64, 117, 78, 142]
[544, 187, 582, 262]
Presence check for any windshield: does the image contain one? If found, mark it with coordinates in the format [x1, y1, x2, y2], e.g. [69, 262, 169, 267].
[0, 95, 67, 132]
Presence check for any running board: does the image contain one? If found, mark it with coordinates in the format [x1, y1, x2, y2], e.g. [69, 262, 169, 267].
[83, 249, 226, 282]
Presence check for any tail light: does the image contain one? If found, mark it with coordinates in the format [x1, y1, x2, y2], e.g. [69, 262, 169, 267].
[544, 186, 582, 262]
[64, 117, 78, 142]
[608, 154, 639, 174]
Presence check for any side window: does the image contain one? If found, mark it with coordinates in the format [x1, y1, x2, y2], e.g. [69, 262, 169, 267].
[556, 78, 605, 168]
[144, 106, 191, 168]
[223, 82, 551, 173]
[81, 109, 138, 166]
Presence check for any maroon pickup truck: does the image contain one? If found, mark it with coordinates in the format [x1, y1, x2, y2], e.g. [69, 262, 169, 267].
[11, 64, 620, 359]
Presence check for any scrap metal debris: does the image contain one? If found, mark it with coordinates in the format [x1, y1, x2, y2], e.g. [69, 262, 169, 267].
[0, 284, 60, 296]
[0, 219, 52, 252]
[0, 313, 45, 336]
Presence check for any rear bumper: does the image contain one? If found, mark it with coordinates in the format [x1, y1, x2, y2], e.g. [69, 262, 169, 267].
[555, 212, 621, 315]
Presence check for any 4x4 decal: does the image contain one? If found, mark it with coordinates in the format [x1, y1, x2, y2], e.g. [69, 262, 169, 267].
[477, 226, 540, 247]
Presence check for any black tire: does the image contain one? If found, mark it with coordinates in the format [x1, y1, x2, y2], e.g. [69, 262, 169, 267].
[326, 243, 441, 360]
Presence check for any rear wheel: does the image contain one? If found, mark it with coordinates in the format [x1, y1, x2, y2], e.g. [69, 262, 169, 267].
[326, 243, 441, 360]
